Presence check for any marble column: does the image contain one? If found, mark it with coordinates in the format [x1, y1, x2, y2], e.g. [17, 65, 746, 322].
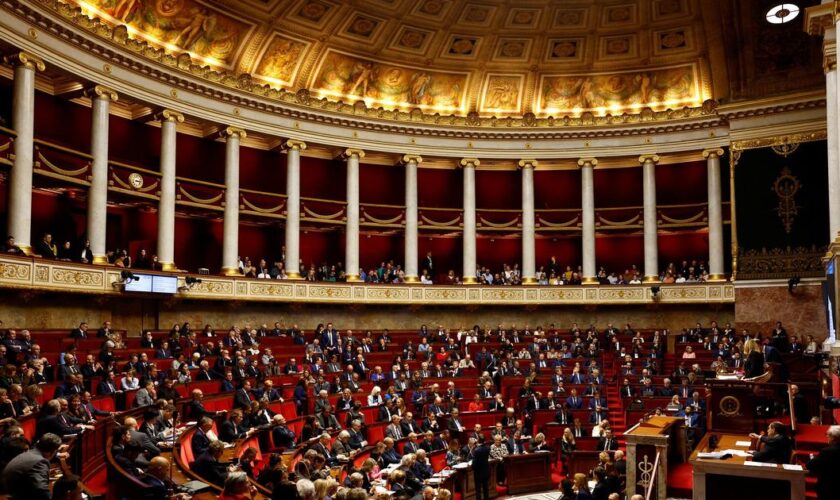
[578, 158, 598, 284]
[4, 52, 44, 254]
[460, 158, 479, 284]
[283, 139, 306, 279]
[640, 154, 661, 283]
[221, 127, 246, 275]
[519, 159, 538, 284]
[85, 86, 118, 265]
[402, 155, 423, 282]
[344, 148, 365, 282]
[155, 109, 183, 272]
[703, 148, 726, 281]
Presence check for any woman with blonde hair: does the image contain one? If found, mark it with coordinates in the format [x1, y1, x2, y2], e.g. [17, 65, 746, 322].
[573, 472, 593, 499]
[313, 477, 337, 500]
[743, 339, 765, 379]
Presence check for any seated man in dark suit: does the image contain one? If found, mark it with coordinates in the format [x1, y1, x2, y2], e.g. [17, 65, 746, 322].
[191, 417, 215, 458]
[36, 399, 85, 438]
[749, 421, 791, 464]
[188, 389, 225, 421]
[271, 414, 297, 449]
[220, 409, 252, 443]
[142, 456, 175, 499]
[1, 432, 64, 500]
[597, 429, 619, 452]
[192, 440, 230, 487]
[806, 425, 840, 500]
[114, 440, 146, 477]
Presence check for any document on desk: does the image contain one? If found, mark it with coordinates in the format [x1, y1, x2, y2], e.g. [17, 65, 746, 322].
[744, 461, 778, 467]
[735, 441, 752, 447]
[722, 449, 752, 457]
[453, 462, 469, 469]
[697, 451, 732, 459]
[782, 464, 804, 471]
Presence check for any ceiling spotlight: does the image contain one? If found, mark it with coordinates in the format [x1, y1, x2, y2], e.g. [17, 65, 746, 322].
[766, 3, 800, 25]
[120, 270, 139, 282]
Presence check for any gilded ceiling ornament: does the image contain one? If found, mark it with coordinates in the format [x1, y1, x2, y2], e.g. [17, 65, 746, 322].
[772, 166, 801, 234]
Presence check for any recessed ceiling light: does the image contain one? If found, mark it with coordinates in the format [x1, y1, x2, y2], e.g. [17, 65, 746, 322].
[766, 3, 800, 24]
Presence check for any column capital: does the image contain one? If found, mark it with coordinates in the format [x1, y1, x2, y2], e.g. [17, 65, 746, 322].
[459, 158, 480, 168]
[401, 154, 423, 165]
[702, 148, 725, 159]
[518, 159, 538, 169]
[805, 3, 835, 36]
[343, 148, 366, 159]
[84, 85, 119, 102]
[577, 157, 598, 167]
[282, 139, 307, 151]
[4, 51, 45, 71]
[221, 126, 247, 139]
[155, 109, 184, 123]
[638, 154, 660, 164]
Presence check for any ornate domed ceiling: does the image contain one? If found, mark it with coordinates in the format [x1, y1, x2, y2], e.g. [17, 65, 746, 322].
[64, 0, 822, 119]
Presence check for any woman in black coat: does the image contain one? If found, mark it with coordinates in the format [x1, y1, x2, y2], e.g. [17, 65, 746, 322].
[744, 339, 765, 379]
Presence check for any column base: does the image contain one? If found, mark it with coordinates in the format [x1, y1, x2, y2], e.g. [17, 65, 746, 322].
[345, 274, 362, 282]
[707, 273, 727, 282]
[285, 271, 304, 280]
[521, 276, 538, 285]
[642, 275, 660, 283]
[161, 262, 178, 272]
[221, 266, 241, 276]
[92, 255, 109, 265]
[462, 276, 479, 285]
[581, 276, 599, 285]
[404, 275, 420, 283]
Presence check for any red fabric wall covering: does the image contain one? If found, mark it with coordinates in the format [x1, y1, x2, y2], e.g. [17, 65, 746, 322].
[657, 230, 710, 269]
[175, 134, 226, 184]
[109, 113, 161, 169]
[534, 169, 581, 209]
[173, 217, 222, 272]
[106, 206, 158, 259]
[239, 223, 284, 267]
[300, 157, 346, 200]
[418, 233, 462, 281]
[535, 235, 582, 273]
[476, 235, 521, 273]
[595, 233, 644, 274]
[359, 163, 405, 206]
[31, 191, 86, 246]
[656, 161, 707, 205]
[33, 92, 91, 151]
[359, 232, 404, 273]
[594, 167, 642, 208]
[299, 230, 344, 268]
[239, 145, 285, 193]
[476, 170, 521, 209]
[0, 175, 7, 238]
[418, 168, 462, 209]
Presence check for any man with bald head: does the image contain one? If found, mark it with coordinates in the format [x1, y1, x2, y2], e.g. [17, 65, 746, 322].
[142, 456, 174, 498]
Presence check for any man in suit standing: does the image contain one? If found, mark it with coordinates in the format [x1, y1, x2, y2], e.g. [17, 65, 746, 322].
[807, 425, 840, 500]
[191, 417, 214, 458]
[385, 415, 404, 440]
[597, 429, 618, 452]
[422, 252, 433, 276]
[472, 435, 491, 500]
[271, 415, 297, 449]
[447, 408, 466, 437]
[2, 432, 65, 500]
[69, 321, 88, 339]
[234, 381, 254, 410]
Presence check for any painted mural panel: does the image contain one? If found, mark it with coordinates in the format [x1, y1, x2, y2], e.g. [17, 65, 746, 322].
[72, 0, 251, 66]
[311, 49, 468, 112]
[254, 34, 308, 87]
[538, 64, 700, 115]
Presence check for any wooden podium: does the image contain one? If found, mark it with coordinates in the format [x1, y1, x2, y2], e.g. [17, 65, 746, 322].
[623, 416, 687, 500]
[503, 452, 555, 495]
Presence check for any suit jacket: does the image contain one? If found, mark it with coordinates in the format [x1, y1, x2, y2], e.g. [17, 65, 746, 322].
[448, 418, 465, 433]
[554, 409, 573, 425]
[189, 400, 215, 421]
[35, 414, 77, 438]
[130, 428, 161, 458]
[220, 420, 248, 442]
[191, 428, 212, 458]
[192, 452, 228, 487]
[752, 434, 791, 464]
[234, 388, 252, 409]
[381, 448, 401, 466]
[1, 449, 51, 500]
[807, 444, 840, 500]
[596, 437, 618, 451]
[401, 420, 419, 436]
[271, 425, 296, 449]
[472, 444, 491, 479]
[403, 441, 420, 454]
[385, 424, 404, 440]
[98, 380, 117, 395]
[332, 439, 353, 459]
[134, 388, 155, 408]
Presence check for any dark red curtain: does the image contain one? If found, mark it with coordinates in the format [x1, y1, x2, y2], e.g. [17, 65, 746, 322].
[359, 163, 405, 206]
[594, 167, 642, 208]
[595, 233, 644, 274]
[418, 168, 462, 209]
[300, 157, 345, 201]
[476, 169, 520, 209]
[534, 169, 580, 209]
[656, 160, 707, 205]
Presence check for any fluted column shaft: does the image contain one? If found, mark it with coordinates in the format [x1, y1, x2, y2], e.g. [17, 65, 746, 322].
[403, 155, 422, 282]
[5, 53, 44, 254]
[579, 158, 598, 284]
[221, 127, 246, 275]
[344, 149, 365, 282]
[704, 149, 726, 280]
[461, 158, 479, 284]
[86, 86, 118, 264]
[284, 140, 306, 279]
[156, 110, 183, 271]
[828, 27, 840, 242]
[519, 159, 537, 284]
[640, 154, 660, 282]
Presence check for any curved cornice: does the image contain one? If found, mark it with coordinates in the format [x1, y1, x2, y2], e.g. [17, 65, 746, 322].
[0, 0, 825, 158]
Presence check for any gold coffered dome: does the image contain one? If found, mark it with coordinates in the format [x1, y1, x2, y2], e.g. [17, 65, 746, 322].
[65, 0, 822, 120]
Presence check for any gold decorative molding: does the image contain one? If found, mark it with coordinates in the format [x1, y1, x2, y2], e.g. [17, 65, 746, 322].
[638, 154, 660, 164]
[738, 246, 827, 280]
[517, 159, 538, 169]
[0, 256, 735, 306]
[459, 158, 480, 168]
[731, 131, 827, 151]
[3, 51, 45, 71]
[577, 158, 598, 167]
[401, 155, 423, 165]
[155, 109, 184, 123]
[343, 148, 366, 159]
[84, 84, 118, 101]
[282, 139, 307, 151]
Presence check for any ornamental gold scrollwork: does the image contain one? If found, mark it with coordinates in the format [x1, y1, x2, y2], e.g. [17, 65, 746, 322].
[772, 167, 801, 234]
